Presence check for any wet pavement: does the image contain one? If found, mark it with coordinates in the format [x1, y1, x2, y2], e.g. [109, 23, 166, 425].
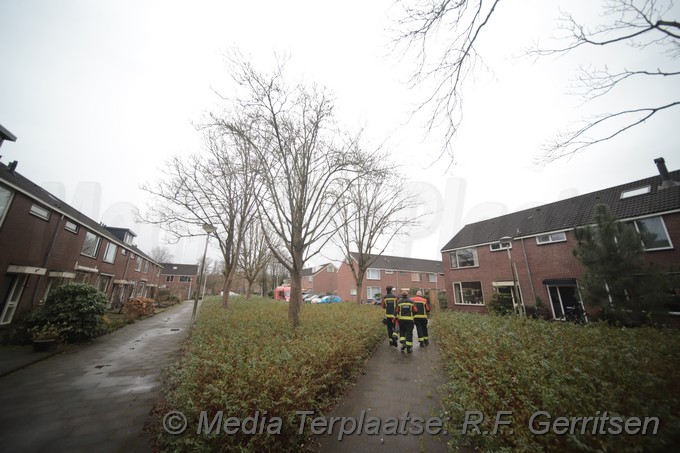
[0, 300, 193, 452]
[314, 325, 451, 453]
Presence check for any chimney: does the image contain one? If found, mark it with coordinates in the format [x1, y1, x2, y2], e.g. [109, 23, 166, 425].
[654, 157, 679, 189]
[8, 160, 18, 174]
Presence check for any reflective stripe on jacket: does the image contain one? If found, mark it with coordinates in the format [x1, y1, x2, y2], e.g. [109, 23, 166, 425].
[412, 296, 429, 319]
[397, 300, 417, 321]
[383, 296, 397, 318]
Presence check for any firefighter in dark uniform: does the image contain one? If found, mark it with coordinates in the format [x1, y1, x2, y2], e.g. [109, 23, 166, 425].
[396, 291, 418, 353]
[381, 286, 398, 347]
[412, 290, 430, 347]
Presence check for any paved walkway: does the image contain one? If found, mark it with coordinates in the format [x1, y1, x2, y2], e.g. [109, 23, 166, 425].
[0, 300, 193, 452]
[315, 325, 451, 452]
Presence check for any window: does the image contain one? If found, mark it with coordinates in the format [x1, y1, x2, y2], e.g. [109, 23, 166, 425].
[135, 257, 142, 271]
[75, 272, 91, 284]
[621, 186, 650, 199]
[632, 216, 673, 250]
[366, 268, 380, 280]
[449, 248, 478, 268]
[326, 266, 335, 273]
[96, 275, 112, 293]
[366, 286, 381, 300]
[453, 281, 484, 305]
[547, 285, 585, 322]
[166, 276, 175, 282]
[350, 288, 357, 296]
[411, 272, 421, 282]
[0, 274, 28, 324]
[490, 241, 512, 251]
[65, 220, 79, 233]
[428, 273, 437, 283]
[179, 276, 192, 282]
[143, 260, 149, 273]
[81, 231, 102, 258]
[307, 276, 313, 282]
[29, 203, 50, 221]
[0, 185, 13, 227]
[536, 232, 567, 245]
[103, 242, 117, 263]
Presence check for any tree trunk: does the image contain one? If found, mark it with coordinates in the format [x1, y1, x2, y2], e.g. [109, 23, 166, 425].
[221, 279, 231, 308]
[356, 274, 365, 304]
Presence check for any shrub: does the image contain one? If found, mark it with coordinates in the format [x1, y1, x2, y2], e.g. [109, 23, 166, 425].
[29, 283, 108, 343]
[122, 297, 155, 321]
[154, 297, 384, 452]
[488, 292, 515, 316]
[432, 312, 680, 452]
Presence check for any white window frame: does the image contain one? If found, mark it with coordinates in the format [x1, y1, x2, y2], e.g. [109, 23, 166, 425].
[536, 232, 567, 245]
[452, 281, 484, 305]
[631, 216, 673, 251]
[166, 275, 175, 282]
[411, 272, 421, 282]
[366, 268, 380, 280]
[81, 231, 102, 258]
[135, 256, 142, 271]
[29, 203, 50, 221]
[490, 241, 512, 252]
[0, 274, 28, 325]
[307, 276, 313, 282]
[103, 242, 117, 263]
[350, 288, 357, 296]
[143, 260, 149, 273]
[65, 220, 79, 233]
[366, 286, 381, 300]
[96, 274, 112, 293]
[449, 248, 479, 269]
[0, 186, 14, 227]
[428, 273, 437, 283]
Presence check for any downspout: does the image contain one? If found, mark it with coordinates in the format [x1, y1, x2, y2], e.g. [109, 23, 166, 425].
[520, 238, 537, 305]
[31, 214, 64, 306]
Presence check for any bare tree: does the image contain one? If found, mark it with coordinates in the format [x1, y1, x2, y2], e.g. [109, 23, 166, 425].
[237, 222, 272, 298]
[140, 127, 258, 308]
[149, 246, 173, 264]
[392, 0, 679, 164]
[332, 160, 422, 303]
[215, 54, 372, 326]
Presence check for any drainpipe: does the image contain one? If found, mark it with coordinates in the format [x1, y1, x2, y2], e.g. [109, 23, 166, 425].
[30, 214, 65, 306]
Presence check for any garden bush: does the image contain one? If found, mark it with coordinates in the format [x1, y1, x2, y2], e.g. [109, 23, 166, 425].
[122, 297, 155, 321]
[28, 283, 108, 343]
[431, 312, 680, 452]
[154, 296, 384, 452]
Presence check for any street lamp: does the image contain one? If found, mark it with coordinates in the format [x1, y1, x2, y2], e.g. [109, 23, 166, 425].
[190, 223, 217, 332]
[499, 236, 525, 316]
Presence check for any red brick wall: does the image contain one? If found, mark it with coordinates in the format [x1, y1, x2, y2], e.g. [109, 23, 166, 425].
[442, 212, 680, 316]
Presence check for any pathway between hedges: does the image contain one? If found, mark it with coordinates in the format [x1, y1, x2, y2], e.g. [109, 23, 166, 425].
[0, 300, 192, 452]
[314, 326, 451, 452]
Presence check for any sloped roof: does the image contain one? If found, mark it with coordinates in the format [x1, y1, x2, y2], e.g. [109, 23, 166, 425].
[301, 263, 336, 277]
[159, 263, 198, 276]
[349, 252, 442, 273]
[0, 162, 158, 264]
[441, 169, 680, 251]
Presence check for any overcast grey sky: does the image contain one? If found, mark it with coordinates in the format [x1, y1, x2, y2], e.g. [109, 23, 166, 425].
[1, 0, 678, 265]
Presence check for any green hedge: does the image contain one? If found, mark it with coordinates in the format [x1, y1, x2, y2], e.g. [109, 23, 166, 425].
[155, 297, 384, 452]
[432, 312, 680, 452]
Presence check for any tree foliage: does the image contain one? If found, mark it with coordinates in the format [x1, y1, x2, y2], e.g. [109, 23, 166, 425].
[572, 204, 671, 324]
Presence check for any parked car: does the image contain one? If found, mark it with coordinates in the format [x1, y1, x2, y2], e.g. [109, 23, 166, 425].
[303, 293, 321, 303]
[317, 295, 342, 304]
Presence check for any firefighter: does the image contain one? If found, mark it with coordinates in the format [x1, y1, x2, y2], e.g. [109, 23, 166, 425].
[381, 286, 399, 347]
[412, 290, 430, 347]
[396, 291, 418, 353]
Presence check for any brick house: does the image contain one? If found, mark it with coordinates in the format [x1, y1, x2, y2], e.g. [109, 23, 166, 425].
[440, 158, 680, 320]
[300, 263, 338, 295]
[0, 153, 162, 326]
[159, 263, 199, 300]
[336, 252, 446, 302]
